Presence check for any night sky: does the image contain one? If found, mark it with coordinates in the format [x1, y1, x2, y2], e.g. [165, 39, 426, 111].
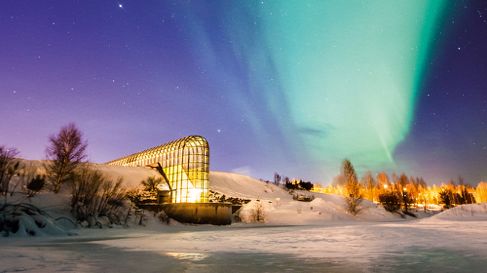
[1, 1, 486, 184]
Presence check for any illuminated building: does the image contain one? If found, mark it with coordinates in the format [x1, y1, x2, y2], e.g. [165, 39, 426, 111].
[107, 135, 209, 203]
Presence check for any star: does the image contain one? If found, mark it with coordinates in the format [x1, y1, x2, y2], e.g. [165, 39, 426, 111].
[217, 129, 222, 134]
[118, 3, 123, 9]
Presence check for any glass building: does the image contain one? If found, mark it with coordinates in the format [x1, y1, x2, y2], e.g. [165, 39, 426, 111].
[107, 135, 209, 203]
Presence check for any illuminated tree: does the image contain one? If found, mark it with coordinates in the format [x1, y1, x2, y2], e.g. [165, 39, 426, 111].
[342, 159, 362, 215]
[375, 172, 390, 201]
[46, 123, 87, 193]
[361, 171, 375, 202]
[475, 182, 487, 203]
[439, 188, 454, 209]
[455, 177, 476, 205]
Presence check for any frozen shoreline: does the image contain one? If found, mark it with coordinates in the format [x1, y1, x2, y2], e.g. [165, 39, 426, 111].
[1, 219, 487, 273]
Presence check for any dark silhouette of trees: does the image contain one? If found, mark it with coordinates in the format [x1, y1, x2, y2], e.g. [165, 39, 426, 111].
[455, 177, 476, 205]
[378, 192, 401, 212]
[284, 178, 314, 191]
[439, 188, 454, 209]
[273, 172, 281, 186]
[26, 175, 46, 198]
[46, 123, 87, 193]
[141, 176, 163, 193]
[299, 180, 313, 191]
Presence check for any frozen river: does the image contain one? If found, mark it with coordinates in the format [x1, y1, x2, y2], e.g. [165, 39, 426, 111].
[1, 220, 487, 272]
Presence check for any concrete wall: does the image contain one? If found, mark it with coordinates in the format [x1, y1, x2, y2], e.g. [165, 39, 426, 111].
[162, 203, 232, 225]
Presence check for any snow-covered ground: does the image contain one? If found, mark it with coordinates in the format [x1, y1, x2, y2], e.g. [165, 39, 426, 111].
[1, 218, 486, 272]
[1, 165, 487, 272]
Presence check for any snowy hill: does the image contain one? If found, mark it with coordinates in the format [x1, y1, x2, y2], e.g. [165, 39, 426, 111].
[209, 171, 290, 200]
[8, 162, 401, 229]
[430, 203, 487, 221]
[209, 171, 399, 224]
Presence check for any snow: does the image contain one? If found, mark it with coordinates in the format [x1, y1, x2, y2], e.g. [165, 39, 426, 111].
[90, 163, 159, 189]
[1, 163, 486, 272]
[1, 220, 486, 272]
[21, 160, 159, 189]
[429, 203, 487, 221]
[209, 171, 290, 200]
[210, 171, 401, 224]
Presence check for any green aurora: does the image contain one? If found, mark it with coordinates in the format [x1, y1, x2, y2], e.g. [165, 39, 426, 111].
[257, 1, 446, 170]
[186, 0, 447, 175]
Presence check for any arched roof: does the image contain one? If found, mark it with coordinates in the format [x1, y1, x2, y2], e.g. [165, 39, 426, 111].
[106, 135, 209, 166]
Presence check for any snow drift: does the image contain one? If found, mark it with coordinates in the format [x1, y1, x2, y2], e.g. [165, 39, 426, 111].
[431, 203, 487, 221]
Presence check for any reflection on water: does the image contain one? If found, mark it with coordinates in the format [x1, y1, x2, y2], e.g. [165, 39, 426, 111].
[156, 249, 486, 273]
[44, 236, 487, 273]
[159, 252, 362, 273]
[165, 252, 209, 261]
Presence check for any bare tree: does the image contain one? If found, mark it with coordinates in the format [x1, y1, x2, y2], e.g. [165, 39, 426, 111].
[141, 176, 163, 193]
[46, 123, 87, 193]
[273, 172, 281, 186]
[342, 159, 362, 215]
[0, 146, 22, 202]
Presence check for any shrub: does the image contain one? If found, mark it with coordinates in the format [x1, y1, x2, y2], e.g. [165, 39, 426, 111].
[26, 175, 46, 197]
[379, 192, 401, 212]
[252, 201, 265, 223]
[71, 168, 127, 227]
[299, 181, 314, 191]
[239, 200, 265, 223]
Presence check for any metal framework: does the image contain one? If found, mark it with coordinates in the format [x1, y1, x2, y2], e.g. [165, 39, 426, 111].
[107, 135, 209, 203]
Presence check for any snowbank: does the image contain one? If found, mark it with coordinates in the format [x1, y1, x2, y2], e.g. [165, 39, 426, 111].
[431, 203, 487, 221]
[0, 203, 75, 237]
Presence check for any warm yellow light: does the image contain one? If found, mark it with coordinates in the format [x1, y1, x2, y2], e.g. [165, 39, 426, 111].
[188, 188, 202, 203]
[157, 183, 169, 191]
[383, 184, 388, 189]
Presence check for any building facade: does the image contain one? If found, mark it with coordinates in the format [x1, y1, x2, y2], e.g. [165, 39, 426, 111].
[107, 135, 209, 203]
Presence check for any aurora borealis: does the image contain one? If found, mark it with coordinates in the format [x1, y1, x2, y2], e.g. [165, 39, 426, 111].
[1, 1, 486, 184]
